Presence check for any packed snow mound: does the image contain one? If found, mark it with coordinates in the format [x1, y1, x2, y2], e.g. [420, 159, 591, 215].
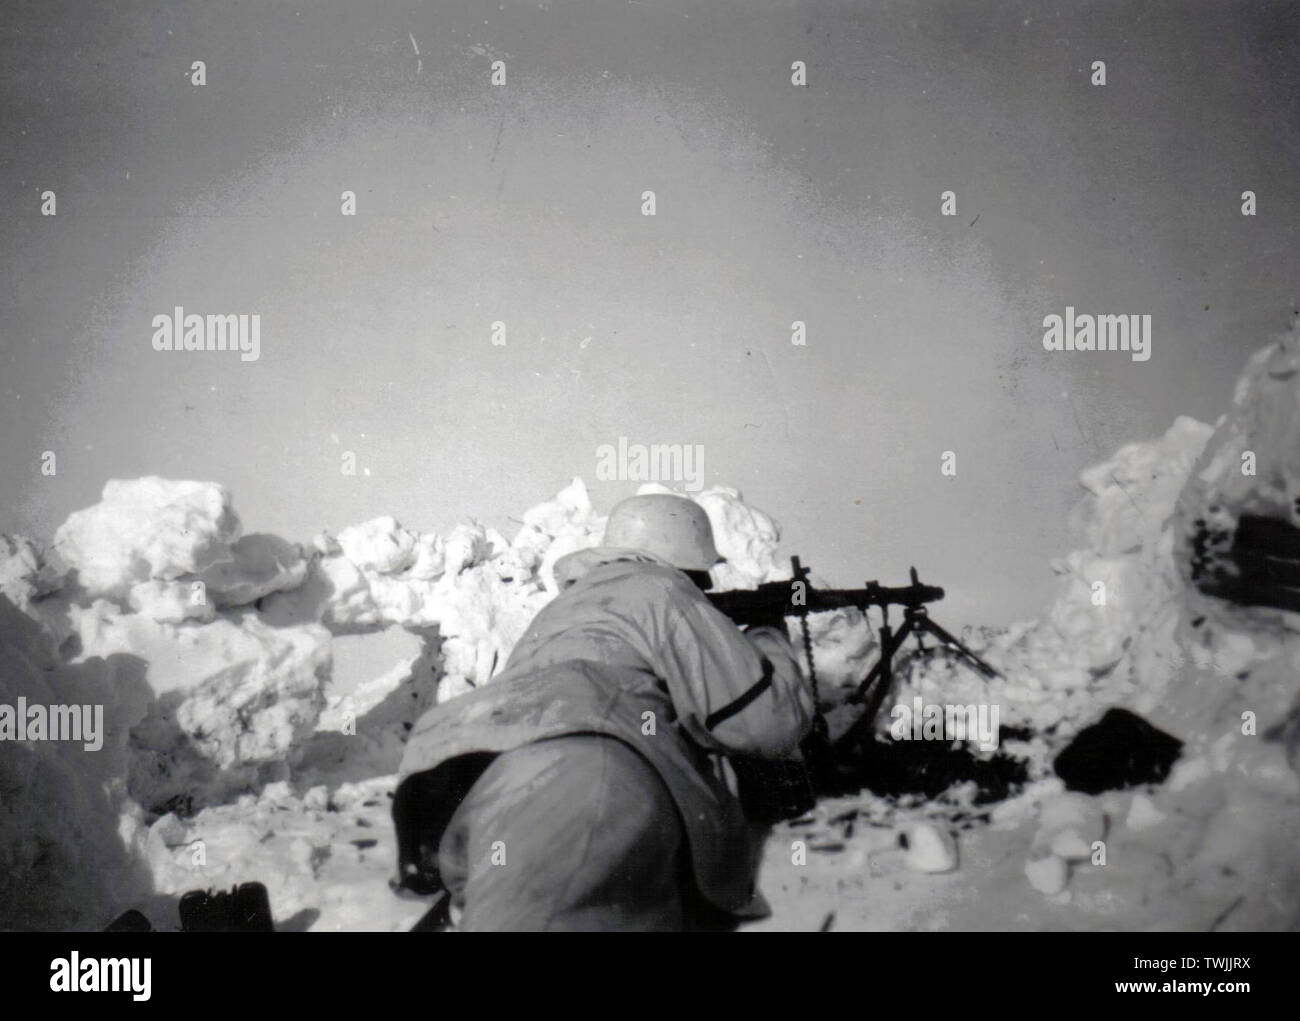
[886, 330, 1300, 794]
[885, 413, 1216, 752]
[50, 478, 309, 616]
[335, 516, 420, 574]
[0, 533, 72, 641]
[697, 486, 790, 586]
[1027, 414, 1214, 712]
[53, 478, 240, 600]
[76, 603, 332, 813]
[878, 331, 1300, 919]
[1176, 333, 1300, 616]
[0, 533, 67, 609]
[1162, 331, 1300, 741]
[509, 476, 604, 594]
[197, 533, 310, 609]
[0, 595, 155, 929]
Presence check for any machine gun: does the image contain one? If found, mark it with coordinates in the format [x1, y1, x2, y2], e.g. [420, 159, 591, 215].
[707, 562, 945, 632]
[706, 557, 1000, 753]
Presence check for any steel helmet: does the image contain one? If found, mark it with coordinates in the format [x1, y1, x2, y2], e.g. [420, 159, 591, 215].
[602, 494, 722, 572]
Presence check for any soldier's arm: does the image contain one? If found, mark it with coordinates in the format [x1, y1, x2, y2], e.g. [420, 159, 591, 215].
[655, 585, 814, 759]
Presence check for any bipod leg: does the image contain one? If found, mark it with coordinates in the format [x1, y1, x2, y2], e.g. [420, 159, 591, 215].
[837, 615, 917, 750]
[913, 615, 1001, 679]
[848, 614, 912, 705]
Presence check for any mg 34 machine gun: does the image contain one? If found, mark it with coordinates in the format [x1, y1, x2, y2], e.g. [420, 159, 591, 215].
[705, 557, 1001, 818]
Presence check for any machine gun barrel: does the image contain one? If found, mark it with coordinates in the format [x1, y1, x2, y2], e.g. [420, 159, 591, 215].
[705, 572, 945, 627]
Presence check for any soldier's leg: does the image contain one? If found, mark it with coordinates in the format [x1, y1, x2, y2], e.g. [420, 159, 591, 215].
[437, 734, 687, 931]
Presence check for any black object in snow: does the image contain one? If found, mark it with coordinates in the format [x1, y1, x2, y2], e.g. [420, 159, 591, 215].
[1053, 708, 1183, 794]
[179, 881, 275, 932]
[104, 908, 153, 932]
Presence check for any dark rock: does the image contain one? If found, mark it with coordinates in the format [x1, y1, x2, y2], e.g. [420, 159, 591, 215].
[1053, 708, 1182, 794]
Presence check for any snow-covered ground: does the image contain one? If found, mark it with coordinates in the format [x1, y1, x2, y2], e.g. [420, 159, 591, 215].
[3, 334, 1299, 932]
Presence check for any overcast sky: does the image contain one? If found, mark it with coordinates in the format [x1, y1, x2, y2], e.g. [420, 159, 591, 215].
[2, 0, 1297, 626]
